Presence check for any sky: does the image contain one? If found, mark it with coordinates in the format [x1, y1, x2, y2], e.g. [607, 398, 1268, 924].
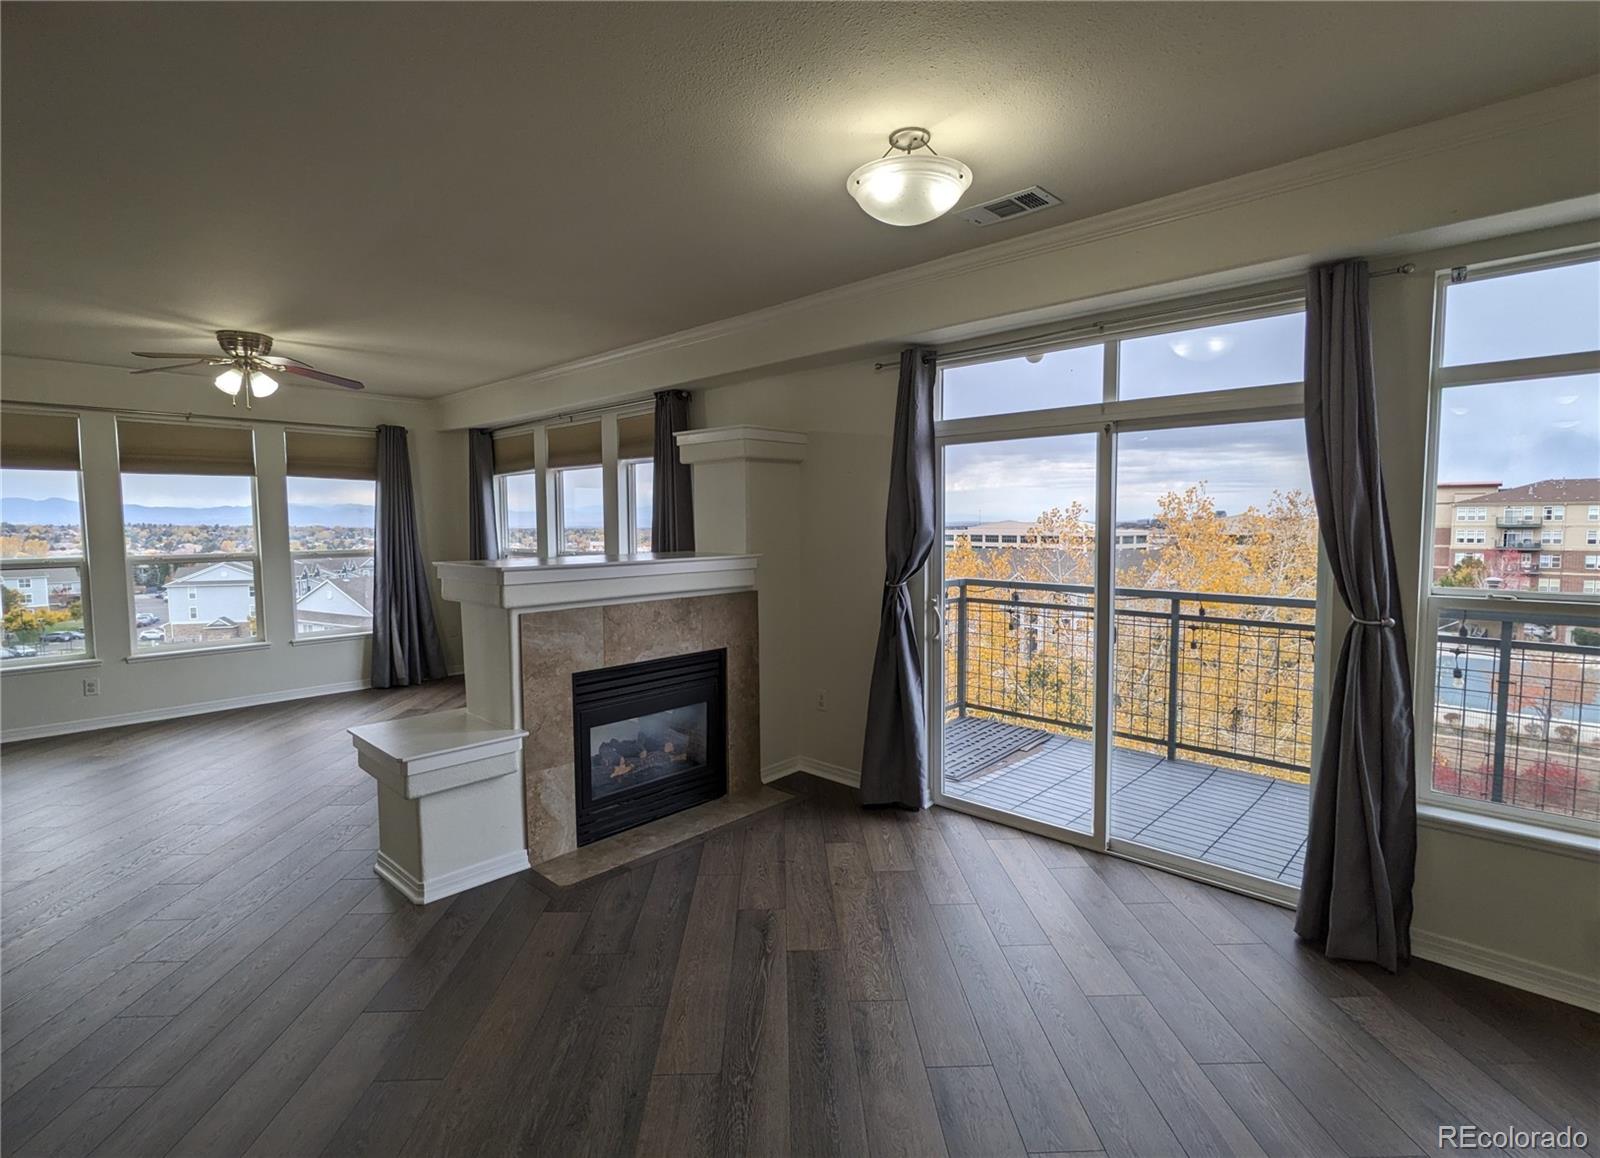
[944, 420, 1313, 525]
[943, 261, 1599, 526]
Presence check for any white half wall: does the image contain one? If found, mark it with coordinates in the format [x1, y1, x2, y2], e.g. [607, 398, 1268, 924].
[0, 359, 467, 739]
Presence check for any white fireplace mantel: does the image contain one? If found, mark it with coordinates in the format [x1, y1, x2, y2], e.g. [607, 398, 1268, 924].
[436, 551, 758, 612]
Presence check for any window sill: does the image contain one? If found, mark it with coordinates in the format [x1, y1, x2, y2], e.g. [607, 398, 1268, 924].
[1, 657, 101, 676]
[290, 632, 373, 646]
[124, 641, 270, 664]
[1417, 803, 1600, 861]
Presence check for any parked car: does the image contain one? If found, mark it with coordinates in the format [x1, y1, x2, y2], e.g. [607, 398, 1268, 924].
[8, 643, 39, 657]
[137, 628, 166, 642]
[63, 630, 85, 640]
[40, 631, 74, 643]
[0, 647, 17, 659]
[135, 613, 160, 627]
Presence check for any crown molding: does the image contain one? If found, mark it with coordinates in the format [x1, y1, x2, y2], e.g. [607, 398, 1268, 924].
[438, 75, 1600, 427]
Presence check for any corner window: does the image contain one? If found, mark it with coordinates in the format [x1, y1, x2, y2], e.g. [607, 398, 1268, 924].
[496, 472, 539, 555]
[1421, 251, 1600, 831]
[625, 459, 654, 552]
[1, 410, 91, 667]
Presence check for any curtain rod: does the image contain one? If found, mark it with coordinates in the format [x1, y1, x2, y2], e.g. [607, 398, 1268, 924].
[489, 394, 655, 439]
[871, 262, 1417, 372]
[0, 399, 378, 434]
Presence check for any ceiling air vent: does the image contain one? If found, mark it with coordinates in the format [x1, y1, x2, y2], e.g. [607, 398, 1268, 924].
[961, 185, 1061, 227]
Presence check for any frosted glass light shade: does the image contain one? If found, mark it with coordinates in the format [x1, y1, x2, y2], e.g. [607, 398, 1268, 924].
[248, 371, 279, 398]
[846, 152, 972, 226]
[214, 368, 243, 395]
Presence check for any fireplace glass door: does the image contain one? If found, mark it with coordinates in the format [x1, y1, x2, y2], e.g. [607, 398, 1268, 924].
[572, 648, 727, 845]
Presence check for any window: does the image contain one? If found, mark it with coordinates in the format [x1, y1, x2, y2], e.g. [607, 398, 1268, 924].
[119, 419, 260, 653]
[617, 412, 654, 553]
[1, 411, 91, 668]
[549, 420, 603, 556]
[1590, 507, 1599, 521]
[1588, 530, 1598, 546]
[1458, 506, 1487, 522]
[497, 473, 539, 554]
[625, 460, 654, 552]
[1455, 529, 1486, 545]
[941, 345, 1103, 419]
[286, 430, 377, 639]
[555, 467, 604, 555]
[1421, 251, 1600, 830]
[1117, 311, 1303, 400]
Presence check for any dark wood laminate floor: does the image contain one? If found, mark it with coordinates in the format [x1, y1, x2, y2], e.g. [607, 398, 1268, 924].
[3, 681, 1597, 1157]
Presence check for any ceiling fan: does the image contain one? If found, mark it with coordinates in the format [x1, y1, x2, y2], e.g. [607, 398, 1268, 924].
[130, 330, 364, 408]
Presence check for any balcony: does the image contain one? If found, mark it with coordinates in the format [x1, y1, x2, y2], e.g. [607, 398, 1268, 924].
[1497, 514, 1541, 528]
[941, 579, 1314, 884]
[1501, 536, 1538, 550]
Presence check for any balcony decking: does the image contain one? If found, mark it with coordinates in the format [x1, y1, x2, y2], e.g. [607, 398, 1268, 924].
[942, 716, 1310, 885]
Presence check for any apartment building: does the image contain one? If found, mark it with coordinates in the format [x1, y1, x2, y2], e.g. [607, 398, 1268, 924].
[1435, 478, 1600, 594]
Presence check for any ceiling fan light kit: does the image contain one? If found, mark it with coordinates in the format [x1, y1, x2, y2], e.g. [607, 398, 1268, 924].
[847, 127, 972, 227]
[130, 330, 364, 407]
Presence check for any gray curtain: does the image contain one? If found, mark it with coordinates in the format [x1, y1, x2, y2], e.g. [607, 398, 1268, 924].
[860, 347, 937, 809]
[1295, 260, 1417, 972]
[467, 429, 500, 561]
[372, 424, 449, 689]
[652, 389, 695, 552]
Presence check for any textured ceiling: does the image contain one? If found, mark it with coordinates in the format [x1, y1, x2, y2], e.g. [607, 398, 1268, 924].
[3, 3, 1597, 398]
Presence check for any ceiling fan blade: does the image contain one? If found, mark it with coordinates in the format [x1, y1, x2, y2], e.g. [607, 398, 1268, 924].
[259, 354, 313, 368]
[130, 359, 210, 375]
[132, 351, 213, 360]
[275, 364, 365, 391]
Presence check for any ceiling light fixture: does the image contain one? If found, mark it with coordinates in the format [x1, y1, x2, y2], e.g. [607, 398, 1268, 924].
[214, 364, 278, 400]
[846, 127, 972, 227]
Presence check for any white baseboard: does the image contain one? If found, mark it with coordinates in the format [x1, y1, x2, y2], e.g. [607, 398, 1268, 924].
[374, 848, 532, 905]
[0, 678, 376, 744]
[1411, 927, 1600, 1013]
[761, 755, 861, 789]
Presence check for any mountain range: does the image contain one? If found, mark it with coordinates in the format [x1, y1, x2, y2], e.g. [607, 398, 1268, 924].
[1, 497, 375, 527]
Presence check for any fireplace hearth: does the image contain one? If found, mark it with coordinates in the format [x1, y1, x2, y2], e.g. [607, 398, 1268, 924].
[572, 648, 727, 845]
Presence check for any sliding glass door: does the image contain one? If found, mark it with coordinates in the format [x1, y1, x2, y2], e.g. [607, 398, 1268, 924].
[930, 296, 1320, 898]
[1108, 419, 1316, 888]
[939, 432, 1103, 838]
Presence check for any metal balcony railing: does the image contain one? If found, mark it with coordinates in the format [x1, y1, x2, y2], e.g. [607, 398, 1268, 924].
[1432, 614, 1599, 818]
[944, 578, 1316, 778]
[1497, 514, 1541, 529]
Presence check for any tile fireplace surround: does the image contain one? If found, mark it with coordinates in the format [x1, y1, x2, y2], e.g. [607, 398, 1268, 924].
[403, 553, 770, 884]
[519, 590, 760, 862]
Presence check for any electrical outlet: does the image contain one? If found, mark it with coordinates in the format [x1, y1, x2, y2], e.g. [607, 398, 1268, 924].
[82, 678, 99, 697]
[814, 689, 828, 712]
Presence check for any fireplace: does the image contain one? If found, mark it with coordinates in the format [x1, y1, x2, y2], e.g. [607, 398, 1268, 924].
[572, 648, 727, 845]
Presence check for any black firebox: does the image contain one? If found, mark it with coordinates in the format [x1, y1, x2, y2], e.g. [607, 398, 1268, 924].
[572, 648, 727, 846]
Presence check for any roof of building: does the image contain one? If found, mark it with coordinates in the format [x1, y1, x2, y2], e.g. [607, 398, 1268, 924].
[166, 560, 253, 585]
[1467, 478, 1600, 504]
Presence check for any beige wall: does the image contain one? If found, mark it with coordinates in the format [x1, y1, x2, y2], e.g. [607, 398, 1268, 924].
[0, 357, 467, 737]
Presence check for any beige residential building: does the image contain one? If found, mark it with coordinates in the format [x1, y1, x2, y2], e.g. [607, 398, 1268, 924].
[1434, 478, 1600, 594]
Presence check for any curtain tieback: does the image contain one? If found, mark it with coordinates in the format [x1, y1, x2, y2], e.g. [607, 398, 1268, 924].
[1351, 615, 1396, 627]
